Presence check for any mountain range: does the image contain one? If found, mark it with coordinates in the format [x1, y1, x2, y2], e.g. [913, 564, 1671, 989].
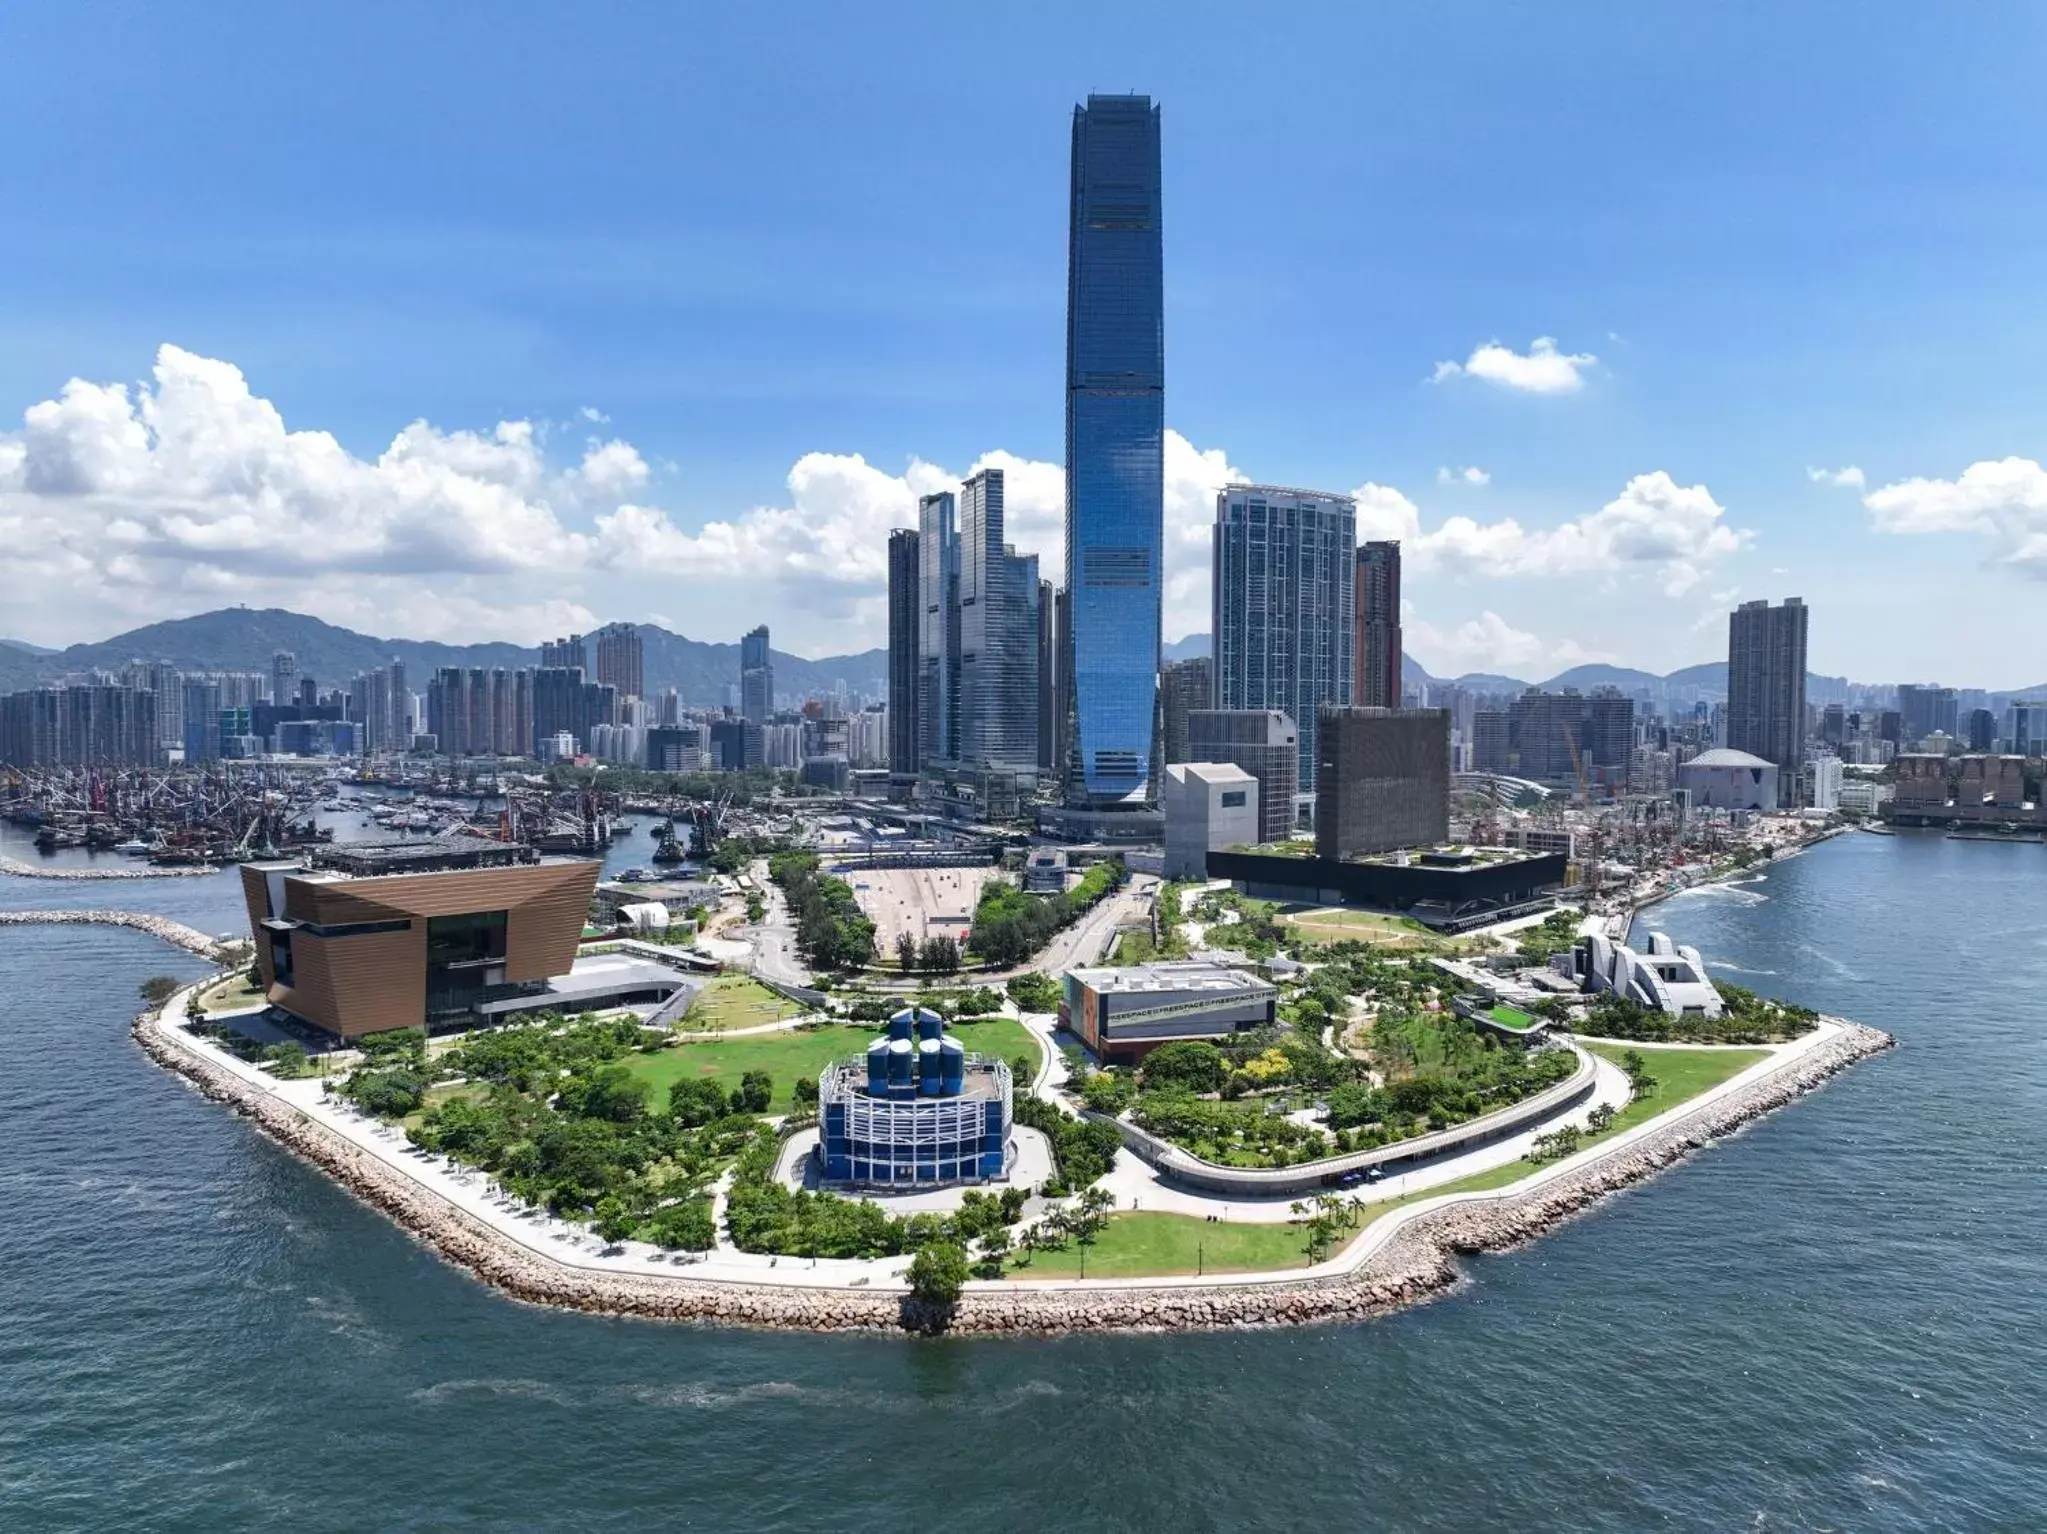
[0, 608, 887, 707]
[1162, 635, 1983, 705]
[6, 610, 2038, 707]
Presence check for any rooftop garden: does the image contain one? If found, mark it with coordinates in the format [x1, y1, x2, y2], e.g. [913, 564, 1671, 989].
[1074, 945, 1578, 1170]
[679, 974, 803, 1033]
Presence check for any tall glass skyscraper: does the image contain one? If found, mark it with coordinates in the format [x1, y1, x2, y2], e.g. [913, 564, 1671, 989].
[1065, 93, 1164, 807]
[957, 469, 1041, 772]
[918, 491, 960, 766]
[739, 625, 773, 724]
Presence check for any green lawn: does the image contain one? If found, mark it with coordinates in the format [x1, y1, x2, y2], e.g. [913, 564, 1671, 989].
[1005, 1212, 1315, 1279]
[681, 974, 804, 1032]
[1483, 1004, 1540, 1032]
[625, 1017, 1042, 1112]
[194, 971, 267, 1013]
[1583, 1042, 1768, 1137]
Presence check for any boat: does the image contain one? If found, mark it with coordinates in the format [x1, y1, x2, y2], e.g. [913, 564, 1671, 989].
[114, 837, 159, 856]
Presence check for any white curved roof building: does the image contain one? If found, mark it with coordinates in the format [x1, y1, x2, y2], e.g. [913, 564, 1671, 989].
[1679, 748, 1779, 811]
[1556, 930, 1725, 1018]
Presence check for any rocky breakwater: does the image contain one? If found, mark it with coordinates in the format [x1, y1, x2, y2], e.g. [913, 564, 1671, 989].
[0, 853, 216, 880]
[133, 1001, 1891, 1336]
[1, 909, 228, 960]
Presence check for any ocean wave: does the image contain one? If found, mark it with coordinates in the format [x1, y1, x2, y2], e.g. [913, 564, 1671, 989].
[1673, 882, 1769, 907]
[409, 1377, 575, 1406]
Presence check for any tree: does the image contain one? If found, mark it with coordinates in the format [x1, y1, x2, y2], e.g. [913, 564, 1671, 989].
[592, 1195, 635, 1248]
[1621, 1050, 1658, 1097]
[896, 932, 919, 972]
[1081, 1070, 1135, 1115]
[644, 1199, 715, 1251]
[907, 1240, 970, 1305]
[1587, 1103, 1617, 1134]
[573, 1064, 652, 1123]
[734, 1069, 774, 1114]
[670, 1075, 732, 1127]
[140, 975, 182, 1005]
[1138, 1040, 1227, 1094]
[265, 1041, 310, 1078]
[973, 1228, 1012, 1280]
[343, 1067, 428, 1118]
[745, 894, 765, 924]
[919, 935, 960, 974]
[1006, 971, 1061, 1012]
[793, 1075, 819, 1109]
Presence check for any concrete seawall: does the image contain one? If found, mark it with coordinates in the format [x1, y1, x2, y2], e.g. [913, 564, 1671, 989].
[0, 854, 216, 881]
[0, 909, 229, 959]
[133, 995, 1892, 1335]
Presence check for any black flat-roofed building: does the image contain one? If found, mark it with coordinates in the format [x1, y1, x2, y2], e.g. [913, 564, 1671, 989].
[1206, 845, 1566, 929]
[1315, 706, 1450, 858]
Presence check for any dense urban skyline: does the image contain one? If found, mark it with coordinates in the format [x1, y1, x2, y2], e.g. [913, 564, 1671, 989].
[4, 8, 2047, 683]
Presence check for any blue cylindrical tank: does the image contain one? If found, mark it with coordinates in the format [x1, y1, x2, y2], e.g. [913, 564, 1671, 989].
[887, 1037, 913, 1094]
[866, 1038, 890, 1096]
[916, 1008, 944, 1042]
[917, 1038, 942, 1095]
[888, 1008, 914, 1042]
[940, 1036, 965, 1096]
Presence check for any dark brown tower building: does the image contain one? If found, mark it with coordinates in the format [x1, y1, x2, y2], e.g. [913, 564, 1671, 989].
[1354, 541, 1403, 709]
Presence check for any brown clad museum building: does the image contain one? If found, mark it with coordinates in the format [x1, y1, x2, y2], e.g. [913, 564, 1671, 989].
[239, 841, 675, 1038]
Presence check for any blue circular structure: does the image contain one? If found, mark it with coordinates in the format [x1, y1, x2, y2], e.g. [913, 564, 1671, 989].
[818, 1006, 1014, 1185]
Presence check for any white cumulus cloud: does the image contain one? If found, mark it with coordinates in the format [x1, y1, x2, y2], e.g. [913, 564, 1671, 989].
[1431, 337, 1598, 395]
[1436, 465, 1491, 486]
[1862, 456, 2047, 576]
[1405, 610, 1610, 676]
[1352, 471, 1746, 595]
[1806, 464, 1865, 489]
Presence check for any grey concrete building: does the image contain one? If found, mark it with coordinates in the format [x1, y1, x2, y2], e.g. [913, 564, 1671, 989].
[1188, 708, 1298, 843]
[1162, 761, 1260, 879]
[1314, 706, 1450, 859]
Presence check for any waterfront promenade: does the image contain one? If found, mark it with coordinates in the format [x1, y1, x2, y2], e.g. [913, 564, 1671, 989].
[134, 970, 1889, 1334]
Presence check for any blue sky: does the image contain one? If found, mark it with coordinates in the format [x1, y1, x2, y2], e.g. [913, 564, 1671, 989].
[3, 3, 2044, 685]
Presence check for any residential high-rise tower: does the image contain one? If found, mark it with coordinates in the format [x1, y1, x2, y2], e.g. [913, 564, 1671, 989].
[1213, 485, 1355, 788]
[593, 622, 644, 701]
[1726, 597, 1808, 808]
[1354, 541, 1402, 709]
